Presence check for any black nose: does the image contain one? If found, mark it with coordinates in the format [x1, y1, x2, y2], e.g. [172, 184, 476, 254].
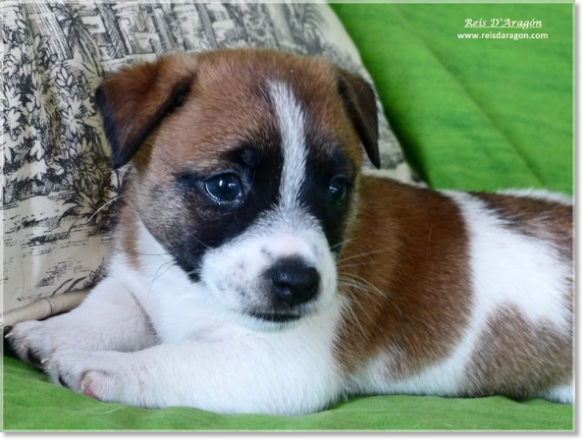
[268, 259, 320, 307]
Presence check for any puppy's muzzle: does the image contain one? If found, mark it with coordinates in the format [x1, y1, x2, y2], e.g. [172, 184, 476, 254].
[266, 257, 320, 308]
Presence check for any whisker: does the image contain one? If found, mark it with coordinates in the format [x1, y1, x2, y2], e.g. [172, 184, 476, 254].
[338, 272, 403, 317]
[109, 245, 170, 258]
[188, 235, 212, 249]
[86, 195, 122, 224]
[330, 237, 354, 252]
[340, 301, 369, 338]
[146, 260, 176, 296]
[337, 245, 397, 265]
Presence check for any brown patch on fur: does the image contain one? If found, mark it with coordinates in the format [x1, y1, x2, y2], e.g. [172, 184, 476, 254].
[473, 192, 573, 262]
[96, 58, 195, 169]
[112, 197, 142, 270]
[462, 305, 573, 399]
[334, 177, 472, 378]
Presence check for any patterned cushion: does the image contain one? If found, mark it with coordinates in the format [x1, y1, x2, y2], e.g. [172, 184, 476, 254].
[1, 1, 414, 313]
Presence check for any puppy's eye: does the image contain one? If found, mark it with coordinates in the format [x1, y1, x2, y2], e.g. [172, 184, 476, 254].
[327, 177, 351, 205]
[205, 173, 243, 203]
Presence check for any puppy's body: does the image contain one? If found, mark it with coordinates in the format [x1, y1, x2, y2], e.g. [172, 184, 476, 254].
[339, 180, 573, 402]
[9, 49, 573, 415]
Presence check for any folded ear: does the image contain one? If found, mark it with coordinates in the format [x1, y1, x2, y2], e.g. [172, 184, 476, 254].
[336, 69, 380, 169]
[95, 58, 195, 169]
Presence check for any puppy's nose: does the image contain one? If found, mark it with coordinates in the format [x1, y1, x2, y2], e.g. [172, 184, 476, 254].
[269, 259, 320, 307]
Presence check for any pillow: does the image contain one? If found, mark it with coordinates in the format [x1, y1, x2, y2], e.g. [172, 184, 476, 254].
[1, 1, 414, 316]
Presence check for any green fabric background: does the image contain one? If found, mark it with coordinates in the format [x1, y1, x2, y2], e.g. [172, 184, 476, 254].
[2, 1, 575, 432]
[333, 2, 573, 194]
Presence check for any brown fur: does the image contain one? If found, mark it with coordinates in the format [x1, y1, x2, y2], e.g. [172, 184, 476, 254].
[462, 305, 573, 398]
[113, 200, 141, 270]
[334, 177, 472, 378]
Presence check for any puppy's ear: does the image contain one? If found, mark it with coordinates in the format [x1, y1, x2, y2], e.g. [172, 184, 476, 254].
[95, 58, 194, 169]
[336, 70, 380, 169]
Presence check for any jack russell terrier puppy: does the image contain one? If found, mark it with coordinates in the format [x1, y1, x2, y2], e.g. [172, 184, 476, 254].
[8, 48, 574, 416]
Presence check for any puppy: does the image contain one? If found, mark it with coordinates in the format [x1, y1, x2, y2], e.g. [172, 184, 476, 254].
[8, 48, 574, 416]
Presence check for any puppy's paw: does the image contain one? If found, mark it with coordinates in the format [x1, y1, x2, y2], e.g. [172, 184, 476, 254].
[47, 349, 136, 404]
[6, 320, 61, 368]
[6, 313, 112, 369]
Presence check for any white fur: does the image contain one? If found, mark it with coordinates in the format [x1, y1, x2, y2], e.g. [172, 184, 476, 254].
[346, 191, 573, 403]
[47, 248, 346, 414]
[541, 383, 575, 404]
[498, 188, 574, 205]
[447, 191, 572, 330]
[269, 81, 307, 211]
[8, 276, 157, 364]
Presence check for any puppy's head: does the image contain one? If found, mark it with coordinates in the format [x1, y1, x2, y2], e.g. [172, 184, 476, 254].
[96, 49, 379, 328]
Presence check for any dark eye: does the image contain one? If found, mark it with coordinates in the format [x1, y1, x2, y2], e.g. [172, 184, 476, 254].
[205, 173, 243, 203]
[327, 177, 350, 205]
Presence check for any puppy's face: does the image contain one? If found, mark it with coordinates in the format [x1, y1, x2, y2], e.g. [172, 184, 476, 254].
[96, 49, 379, 328]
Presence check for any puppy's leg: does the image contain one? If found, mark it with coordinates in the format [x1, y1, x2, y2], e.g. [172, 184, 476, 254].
[8, 278, 156, 369]
[47, 338, 342, 415]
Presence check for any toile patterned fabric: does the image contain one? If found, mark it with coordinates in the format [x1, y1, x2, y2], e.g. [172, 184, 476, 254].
[1, 1, 414, 313]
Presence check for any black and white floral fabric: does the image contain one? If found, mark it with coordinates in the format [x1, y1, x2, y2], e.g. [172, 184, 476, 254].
[2, 1, 413, 313]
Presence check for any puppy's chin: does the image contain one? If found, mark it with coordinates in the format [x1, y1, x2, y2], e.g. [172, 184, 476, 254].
[205, 304, 302, 332]
[242, 312, 303, 332]
[244, 297, 325, 328]
[248, 311, 301, 324]
[211, 293, 322, 332]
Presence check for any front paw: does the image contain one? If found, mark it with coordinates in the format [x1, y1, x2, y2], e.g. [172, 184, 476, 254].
[47, 349, 136, 404]
[7, 320, 59, 368]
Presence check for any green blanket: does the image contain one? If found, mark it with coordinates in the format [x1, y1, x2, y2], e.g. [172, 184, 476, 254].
[334, 2, 573, 195]
[2, 2, 574, 432]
